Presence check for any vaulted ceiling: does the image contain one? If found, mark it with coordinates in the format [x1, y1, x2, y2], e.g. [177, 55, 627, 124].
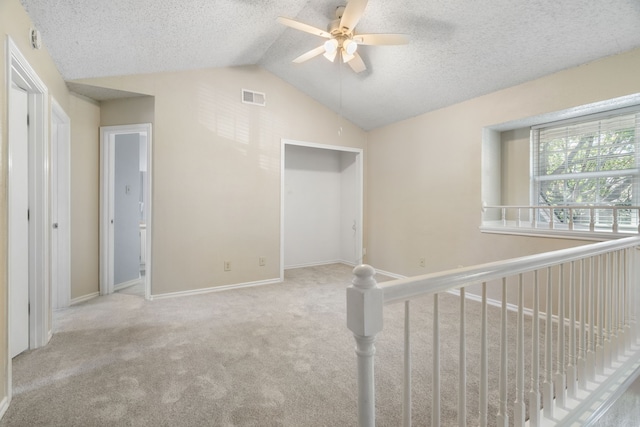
[19, 0, 640, 130]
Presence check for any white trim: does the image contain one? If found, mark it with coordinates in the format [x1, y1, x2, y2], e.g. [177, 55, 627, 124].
[280, 138, 364, 281]
[0, 396, 8, 420]
[100, 124, 153, 300]
[6, 39, 51, 405]
[70, 292, 100, 306]
[113, 277, 142, 292]
[284, 259, 344, 270]
[372, 268, 407, 280]
[149, 278, 282, 301]
[479, 225, 631, 241]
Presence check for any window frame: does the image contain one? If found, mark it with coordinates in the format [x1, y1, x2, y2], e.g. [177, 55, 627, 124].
[530, 106, 640, 230]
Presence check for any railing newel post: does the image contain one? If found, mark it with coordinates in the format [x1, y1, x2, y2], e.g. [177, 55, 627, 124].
[348, 264, 384, 427]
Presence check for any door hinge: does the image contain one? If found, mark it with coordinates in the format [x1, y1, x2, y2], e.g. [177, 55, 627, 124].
[28, 303, 30, 315]
[27, 114, 30, 126]
[27, 209, 30, 221]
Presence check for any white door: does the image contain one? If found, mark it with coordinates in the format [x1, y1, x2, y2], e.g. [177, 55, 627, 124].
[51, 102, 71, 310]
[9, 84, 30, 358]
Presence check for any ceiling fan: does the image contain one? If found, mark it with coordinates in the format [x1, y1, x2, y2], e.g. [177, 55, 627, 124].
[277, 0, 409, 73]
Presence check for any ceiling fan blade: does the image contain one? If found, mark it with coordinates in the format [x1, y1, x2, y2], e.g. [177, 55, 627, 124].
[293, 45, 326, 63]
[353, 33, 409, 46]
[277, 17, 331, 38]
[347, 52, 366, 73]
[339, 0, 368, 32]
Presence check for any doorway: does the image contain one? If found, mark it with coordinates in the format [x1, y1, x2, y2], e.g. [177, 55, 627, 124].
[100, 124, 152, 299]
[280, 139, 363, 278]
[7, 37, 51, 369]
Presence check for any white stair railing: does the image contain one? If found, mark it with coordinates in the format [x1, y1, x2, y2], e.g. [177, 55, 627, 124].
[347, 236, 640, 427]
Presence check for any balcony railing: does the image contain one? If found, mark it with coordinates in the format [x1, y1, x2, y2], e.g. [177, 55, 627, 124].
[482, 204, 640, 236]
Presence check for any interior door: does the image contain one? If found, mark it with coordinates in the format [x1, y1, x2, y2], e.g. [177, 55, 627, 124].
[9, 84, 30, 358]
[113, 133, 141, 287]
[51, 103, 71, 309]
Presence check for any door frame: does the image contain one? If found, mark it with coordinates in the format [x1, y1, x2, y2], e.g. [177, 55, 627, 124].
[280, 139, 364, 279]
[51, 98, 71, 310]
[7, 36, 50, 397]
[100, 124, 153, 299]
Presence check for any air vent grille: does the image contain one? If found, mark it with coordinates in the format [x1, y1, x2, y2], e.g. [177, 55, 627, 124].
[242, 89, 266, 106]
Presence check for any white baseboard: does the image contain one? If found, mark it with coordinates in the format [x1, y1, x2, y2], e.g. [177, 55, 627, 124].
[70, 292, 99, 306]
[149, 278, 282, 300]
[0, 396, 9, 420]
[371, 268, 406, 280]
[284, 260, 344, 270]
[114, 277, 141, 291]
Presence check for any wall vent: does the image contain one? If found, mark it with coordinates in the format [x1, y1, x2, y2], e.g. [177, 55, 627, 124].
[242, 89, 266, 106]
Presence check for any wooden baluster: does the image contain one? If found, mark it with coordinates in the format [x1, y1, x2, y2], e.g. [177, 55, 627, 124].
[568, 261, 577, 398]
[479, 283, 488, 427]
[529, 270, 541, 427]
[515, 274, 525, 427]
[569, 208, 574, 230]
[403, 301, 411, 427]
[543, 268, 554, 419]
[578, 258, 587, 390]
[612, 251, 619, 361]
[459, 288, 466, 427]
[604, 253, 612, 369]
[629, 247, 638, 344]
[532, 207, 537, 229]
[587, 256, 596, 382]
[497, 278, 509, 427]
[347, 265, 384, 427]
[613, 207, 619, 233]
[597, 255, 605, 375]
[517, 207, 521, 228]
[433, 294, 440, 427]
[549, 207, 554, 229]
[590, 207, 595, 232]
[617, 250, 626, 356]
[502, 207, 507, 226]
[555, 264, 567, 408]
[624, 248, 632, 352]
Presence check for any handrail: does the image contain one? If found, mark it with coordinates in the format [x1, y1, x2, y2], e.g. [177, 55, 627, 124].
[381, 236, 640, 305]
[348, 236, 640, 427]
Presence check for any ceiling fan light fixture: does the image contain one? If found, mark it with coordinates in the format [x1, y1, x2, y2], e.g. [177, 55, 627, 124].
[323, 49, 337, 62]
[323, 38, 339, 54]
[343, 38, 358, 55]
[341, 49, 355, 63]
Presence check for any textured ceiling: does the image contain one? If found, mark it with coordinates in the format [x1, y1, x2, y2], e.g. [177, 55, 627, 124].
[20, 0, 640, 131]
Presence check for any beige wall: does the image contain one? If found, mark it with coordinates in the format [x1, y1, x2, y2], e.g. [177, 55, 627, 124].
[76, 67, 367, 295]
[501, 127, 530, 207]
[69, 94, 101, 299]
[100, 96, 154, 126]
[367, 48, 640, 303]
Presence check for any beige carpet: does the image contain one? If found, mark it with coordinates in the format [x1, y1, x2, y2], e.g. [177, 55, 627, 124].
[1, 264, 546, 426]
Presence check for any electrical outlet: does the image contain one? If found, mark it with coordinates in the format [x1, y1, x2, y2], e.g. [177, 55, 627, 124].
[224, 261, 231, 271]
[419, 258, 426, 268]
[259, 257, 266, 266]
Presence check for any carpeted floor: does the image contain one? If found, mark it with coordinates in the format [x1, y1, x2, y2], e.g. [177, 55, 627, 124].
[1, 263, 629, 426]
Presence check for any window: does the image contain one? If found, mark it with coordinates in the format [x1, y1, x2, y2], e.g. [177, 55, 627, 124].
[532, 107, 640, 230]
